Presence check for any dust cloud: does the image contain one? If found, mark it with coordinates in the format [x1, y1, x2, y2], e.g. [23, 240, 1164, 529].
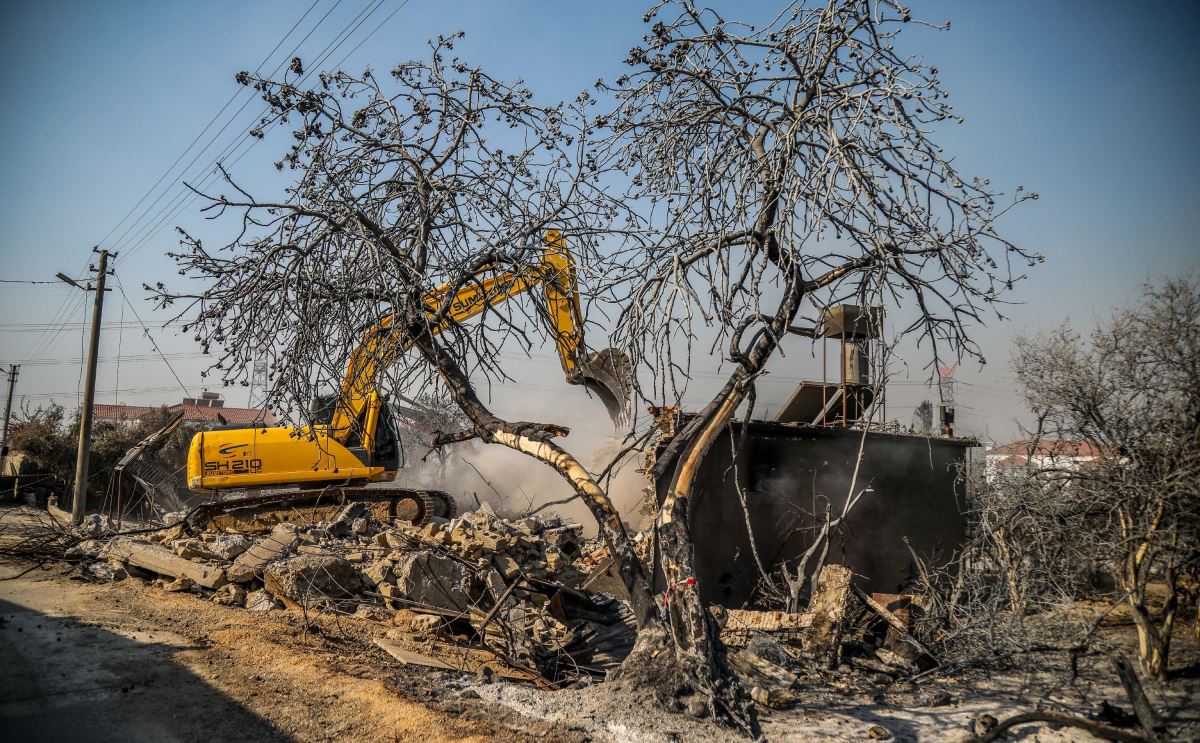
[388, 383, 651, 536]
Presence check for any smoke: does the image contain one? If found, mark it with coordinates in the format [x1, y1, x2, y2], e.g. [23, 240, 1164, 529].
[389, 383, 650, 536]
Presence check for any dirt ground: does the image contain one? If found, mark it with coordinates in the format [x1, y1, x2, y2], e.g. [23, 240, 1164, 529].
[1, 509, 1197, 742]
[0, 560, 546, 742]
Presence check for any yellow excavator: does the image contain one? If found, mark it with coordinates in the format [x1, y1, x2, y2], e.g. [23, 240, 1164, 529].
[183, 230, 630, 525]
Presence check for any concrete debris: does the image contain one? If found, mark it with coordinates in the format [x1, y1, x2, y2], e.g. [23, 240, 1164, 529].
[264, 554, 365, 606]
[245, 588, 278, 612]
[391, 551, 476, 612]
[104, 537, 227, 589]
[64, 539, 103, 562]
[163, 575, 196, 592]
[56, 490, 960, 713]
[409, 614, 441, 636]
[170, 538, 220, 562]
[227, 523, 299, 583]
[213, 583, 247, 607]
[203, 534, 252, 561]
[360, 558, 394, 589]
[82, 560, 127, 582]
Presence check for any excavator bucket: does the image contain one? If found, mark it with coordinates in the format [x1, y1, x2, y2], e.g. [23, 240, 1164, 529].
[571, 347, 632, 426]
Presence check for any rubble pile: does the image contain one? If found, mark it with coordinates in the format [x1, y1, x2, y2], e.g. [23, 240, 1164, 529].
[68, 500, 636, 685]
[61, 496, 937, 710]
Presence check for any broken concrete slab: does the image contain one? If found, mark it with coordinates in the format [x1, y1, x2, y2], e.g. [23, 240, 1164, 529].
[227, 523, 299, 582]
[104, 537, 227, 589]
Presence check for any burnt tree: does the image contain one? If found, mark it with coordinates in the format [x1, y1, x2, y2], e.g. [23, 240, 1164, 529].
[592, 0, 1036, 729]
[1013, 276, 1200, 680]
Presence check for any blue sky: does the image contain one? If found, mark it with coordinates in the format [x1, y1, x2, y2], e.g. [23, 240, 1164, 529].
[0, 0, 1196, 445]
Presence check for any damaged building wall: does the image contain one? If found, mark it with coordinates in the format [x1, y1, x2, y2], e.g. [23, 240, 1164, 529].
[655, 421, 975, 607]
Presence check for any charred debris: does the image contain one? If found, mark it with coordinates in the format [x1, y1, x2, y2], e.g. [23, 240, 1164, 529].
[56, 489, 934, 694]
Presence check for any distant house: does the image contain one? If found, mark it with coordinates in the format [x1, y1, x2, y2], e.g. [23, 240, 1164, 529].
[984, 438, 1110, 481]
[93, 391, 277, 429]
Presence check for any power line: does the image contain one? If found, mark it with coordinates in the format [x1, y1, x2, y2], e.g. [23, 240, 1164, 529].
[113, 273, 195, 397]
[25, 254, 94, 362]
[112, 0, 371, 266]
[19, 385, 191, 401]
[330, 0, 411, 70]
[0, 352, 207, 367]
[115, 0, 402, 266]
[0, 322, 187, 332]
[102, 0, 332, 257]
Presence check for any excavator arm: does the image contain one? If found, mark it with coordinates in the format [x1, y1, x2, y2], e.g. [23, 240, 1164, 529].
[186, 230, 630, 492]
[327, 229, 628, 457]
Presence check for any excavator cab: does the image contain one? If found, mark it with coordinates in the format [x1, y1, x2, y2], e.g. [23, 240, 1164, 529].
[315, 394, 401, 475]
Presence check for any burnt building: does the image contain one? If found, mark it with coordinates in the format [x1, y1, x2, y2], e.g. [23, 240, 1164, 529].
[653, 305, 976, 607]
[654, 420, 975, 608]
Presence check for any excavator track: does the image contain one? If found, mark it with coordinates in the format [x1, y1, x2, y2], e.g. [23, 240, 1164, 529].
[188, 487, 457, 534]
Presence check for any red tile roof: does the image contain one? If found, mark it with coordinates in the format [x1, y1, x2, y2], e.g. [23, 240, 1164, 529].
[167, 404, 277, 426]
[988, 439, 1107, 459]
[93, 400, 277, 427]
[987, 439, 1112, 468]
[93, 404, 163, 421]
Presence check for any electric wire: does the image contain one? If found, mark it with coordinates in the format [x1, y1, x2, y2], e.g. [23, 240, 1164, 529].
[115, 0, 404, 265]
[102, 0, 332, 257]
[13, 1, 404, 373]
[109, 0, 348, 260]
[112, 0, 391, 266]
[113, 273, 194, 397]
[24, 255, 93, 362]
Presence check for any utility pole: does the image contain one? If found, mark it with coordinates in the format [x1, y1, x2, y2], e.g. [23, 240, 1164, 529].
[65, 249, 113, 525]
[1, 364, 19, 474]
